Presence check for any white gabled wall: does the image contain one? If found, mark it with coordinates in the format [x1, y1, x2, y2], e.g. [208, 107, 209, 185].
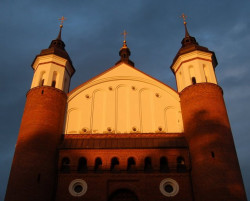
[64, 63, 183, 134]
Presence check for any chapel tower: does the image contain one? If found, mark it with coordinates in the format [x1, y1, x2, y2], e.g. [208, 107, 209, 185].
[170, 15, 247, 201]
[5, 20, 75, 201]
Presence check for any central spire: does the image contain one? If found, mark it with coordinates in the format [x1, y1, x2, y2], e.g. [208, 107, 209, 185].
[115, 30, 134, 67]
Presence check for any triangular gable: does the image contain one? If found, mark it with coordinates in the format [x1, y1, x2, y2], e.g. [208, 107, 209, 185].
[68, 62, 179, 100]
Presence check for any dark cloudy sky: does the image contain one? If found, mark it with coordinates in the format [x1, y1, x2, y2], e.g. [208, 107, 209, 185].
[0, 0, 249, 200]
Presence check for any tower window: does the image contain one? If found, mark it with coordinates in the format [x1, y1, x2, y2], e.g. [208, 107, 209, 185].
[203, 65, 210, 82]
[94, 157, 102, 172]
[52, 71, 57, 88]
[177, 156, 186, 172]
[144, 157, 153, 172]
[40, 79, 45, 86]
[37, 174, 41, 183]
[127, 157, 136, 172]
[192, 77, 196, 84]
[39, 71, 46, 87]
[77, 157, 87, 173]
[211, 151, 215, 158]
[160, 157, 169, 172]
[111, 157, 119, 171]
[61, 157, 70, 173]
[52, 80, 56, 87]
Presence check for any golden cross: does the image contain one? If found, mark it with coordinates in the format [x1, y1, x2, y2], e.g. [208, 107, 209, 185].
[121, 30, 128, 41]
[59, 16, 66, 27]
[180, 13, 187, 24]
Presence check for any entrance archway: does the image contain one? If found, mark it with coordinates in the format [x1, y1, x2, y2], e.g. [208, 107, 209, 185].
[108, 188, 139, 201]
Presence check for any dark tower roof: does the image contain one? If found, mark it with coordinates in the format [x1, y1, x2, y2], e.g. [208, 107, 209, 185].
[32, 24, 75, 74]
[170, 21, 217, 71]
[116, 40, 134, 67]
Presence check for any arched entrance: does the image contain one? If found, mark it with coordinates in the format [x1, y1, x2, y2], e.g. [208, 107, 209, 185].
[108, 188, 139, 201]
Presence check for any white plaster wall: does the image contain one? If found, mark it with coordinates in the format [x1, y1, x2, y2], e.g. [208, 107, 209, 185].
[31, 55, 72, 92]
[64, 63, 183, 134]
[171, 50, 217, 92]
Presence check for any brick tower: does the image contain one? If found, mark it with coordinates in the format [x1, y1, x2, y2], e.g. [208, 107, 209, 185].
[170, 19, 247, 201]
[5, 23, 75, 201]
[5, 19, 247, 201]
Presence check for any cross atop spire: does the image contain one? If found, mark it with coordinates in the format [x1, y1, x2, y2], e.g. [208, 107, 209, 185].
[121, 30, 128, 48]
[121, 30, 128, 42]
[180, 13, 190, 37]
[116, 30, 134, 66]
[180, 13, 187, 25]
[56, 16, 66, 40]
[59, 16, 66, 28]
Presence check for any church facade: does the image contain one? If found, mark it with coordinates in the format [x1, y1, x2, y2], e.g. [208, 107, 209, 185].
[5, 21, 248, 201]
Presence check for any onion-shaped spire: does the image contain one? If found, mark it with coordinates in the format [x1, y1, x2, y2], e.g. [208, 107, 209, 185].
[115, 30, 134, 66]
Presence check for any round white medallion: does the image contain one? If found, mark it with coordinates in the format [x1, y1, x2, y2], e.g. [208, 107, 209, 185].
[69, 179, 87, 197]
[159, 178, 179, 197]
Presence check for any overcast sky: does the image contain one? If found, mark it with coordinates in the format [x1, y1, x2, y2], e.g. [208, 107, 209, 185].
[0, 0, 249, 200]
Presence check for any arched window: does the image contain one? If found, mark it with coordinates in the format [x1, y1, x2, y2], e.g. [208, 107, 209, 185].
[52, 80, 56, 87]
[52, 71, 57, 87]
[39, 71, 46, 86]
[203, 64, 209, 82]
[127, 157, 136, 172]
[192, 77, 196, 84]
[144, 157, 153, 172]
[177, 156, 186, 172]
[61, 157, 70, 173]
[40, 79, 45, 86]
[64, 78, 68, 92]
[160, 156, 169, 172]
[77, 157, 87, 173]
[110, 157, 119, 171]
[94, 157, 102, 172]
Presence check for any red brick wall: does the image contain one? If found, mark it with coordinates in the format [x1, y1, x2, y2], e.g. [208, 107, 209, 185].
[55, 148, 193, 201]
[180, 83, 247, 201]
[5, 86, 67, 201]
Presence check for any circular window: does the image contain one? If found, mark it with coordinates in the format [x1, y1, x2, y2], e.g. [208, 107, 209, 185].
[69, 179, 87, 197]
[159, 178, 179, 197]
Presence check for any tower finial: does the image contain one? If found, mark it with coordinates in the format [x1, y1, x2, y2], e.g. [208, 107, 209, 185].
[116, 30, 134, 66]
[57, 16, 66, 40]
[59, 16, 66, 28]
[180, 13, 190, 37]
[121, 30, 128, 48]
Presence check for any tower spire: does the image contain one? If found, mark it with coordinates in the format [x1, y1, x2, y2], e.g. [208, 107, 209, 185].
[181, 13, 190, 37]
[32, 16, 74, 72]
[115, 30, 134, 66]
[179, 14, 199, 47]
[170, 14, 217, 75]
